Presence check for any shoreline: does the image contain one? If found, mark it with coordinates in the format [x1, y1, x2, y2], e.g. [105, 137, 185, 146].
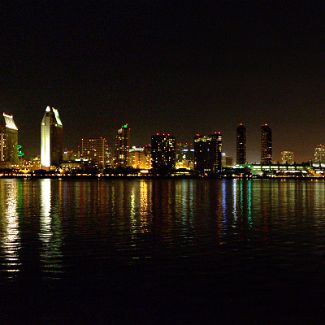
[0, 174, 324, 180]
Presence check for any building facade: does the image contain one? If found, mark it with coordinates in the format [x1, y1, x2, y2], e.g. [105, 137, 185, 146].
[175, 142, 194, 170]
[314, 144, 325, 163]
[41, 106, 64, 168]
[151, 133, 175, 174]
[194, 132, 222, 174]
[236, 123, 246, 164]
[222, 153, 233, 168]
[128, 145, 151, 169]
[261, 124, 272, 164]
[81, 137, 108, 168]
[281, 151, 294, 164]
[115, 123, 130, 168]
[0, 113, 19, 166]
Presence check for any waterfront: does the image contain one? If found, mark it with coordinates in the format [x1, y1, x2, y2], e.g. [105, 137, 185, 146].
[1, 178, 325, 323]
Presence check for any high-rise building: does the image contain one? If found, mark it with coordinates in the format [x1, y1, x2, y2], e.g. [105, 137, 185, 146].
[115, 123, 130, 167]
[0, 113, 19, 166]
[236, 123, 246, 164]
[222, 153, 233, 168]
[41, 106, 64, 168]
[261, 124, 272, 164]
[281, 151, 294, 164]
[175, 142, 194, 170]
[128, 145, 151, 169]
[194, 132, 222, 174]
[314, 144, 325, 163]
[81, 137, 108, 168]
[151, 133, 175, 174]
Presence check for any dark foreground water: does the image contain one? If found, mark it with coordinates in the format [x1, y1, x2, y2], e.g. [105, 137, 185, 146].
[0, 178, 325, 324]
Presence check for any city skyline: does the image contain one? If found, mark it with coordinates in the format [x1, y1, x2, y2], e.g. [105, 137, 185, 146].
[3, 106, 325, 164]
[0, 2, 324, 162]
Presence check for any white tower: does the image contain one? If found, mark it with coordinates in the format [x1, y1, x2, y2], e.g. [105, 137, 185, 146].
[41, 106, 63, 168]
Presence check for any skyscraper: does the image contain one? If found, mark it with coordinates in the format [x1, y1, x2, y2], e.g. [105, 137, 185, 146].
[128, 145, 151, 170]
[115, 123, 130, 167]
[41, 106, 64, 168]
[194, 132, 222, 174]
[81, 137, 108, 168]
[314, 144, 325, 163]
[261, 124, 272, 164]
[236, 123, 246, 164]
[151, 133, 175, 174]
[0, 113, 18, 166]
[175, 142, 194, 170]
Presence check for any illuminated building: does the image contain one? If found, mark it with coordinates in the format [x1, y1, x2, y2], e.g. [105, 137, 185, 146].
[281, 151, 294, 165]
[194, 132, 222, 174]
[128, 145, 151, 169]
[175, 142, 194, 170]
[236, 123, 246, 164]
[151, 133, 175, 174]
[222, 153, 233, 167]
[314, 144, 325, 163]
[81, 137, 108, 168]
[63, 148, 80, 161]
[0, 113, 19, 166]
[115, 123, 130, 167]
[19, 156, 41, 172]
[261, 124, 272, 164]
[41, 106, 64, 168]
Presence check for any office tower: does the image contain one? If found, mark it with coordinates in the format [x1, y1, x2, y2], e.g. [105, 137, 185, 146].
[261, 124, 272, 164]
[41, 106, 64, 168]
[281, 151, 294, 164]
[236, 123, 246, 164]
[194, 132, 222, 174]
[0, 113, 19, 166]
[314, 144, 325, 163]
[81, 137, 108, 168]
[128, 145, 151, 169]
[151, 133, 176, 174]
[115, 123, 130, 167]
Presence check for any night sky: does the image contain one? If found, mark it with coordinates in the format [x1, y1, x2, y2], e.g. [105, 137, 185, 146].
[0, 1, 324, 162]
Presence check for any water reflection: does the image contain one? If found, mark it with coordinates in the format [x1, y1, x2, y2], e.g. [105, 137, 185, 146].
[0, 178, 325, 283]
[39, 179, 63, 279]
[0, 180, 21, 277]
[139, 180, 151, 233]
[40, 179, 52, 243]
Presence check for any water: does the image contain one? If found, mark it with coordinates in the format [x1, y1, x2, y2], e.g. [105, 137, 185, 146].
[0, 178, 325, 323]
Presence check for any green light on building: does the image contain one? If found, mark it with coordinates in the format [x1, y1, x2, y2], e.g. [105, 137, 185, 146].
[17, 144, 24, 157]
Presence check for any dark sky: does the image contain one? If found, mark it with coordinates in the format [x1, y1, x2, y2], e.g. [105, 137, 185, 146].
[0, 1, 324, 162]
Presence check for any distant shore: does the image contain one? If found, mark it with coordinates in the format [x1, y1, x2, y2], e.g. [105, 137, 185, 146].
[0, 174, 324, 180]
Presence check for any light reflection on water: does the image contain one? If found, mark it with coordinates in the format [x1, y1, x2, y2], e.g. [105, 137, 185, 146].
[0, 180, 21, 277]
[39, 179, 63, 279]
[0, 179, 324, 280]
